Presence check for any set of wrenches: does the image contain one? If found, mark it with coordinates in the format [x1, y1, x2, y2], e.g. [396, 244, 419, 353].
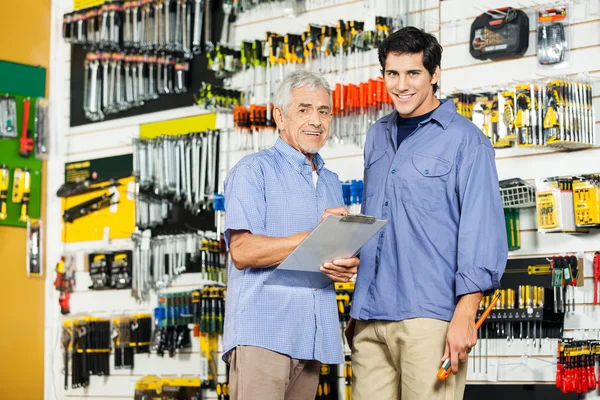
[63, 0, 214, 57]
[133, 130, 220, 228]
[83, 51, 189, 121]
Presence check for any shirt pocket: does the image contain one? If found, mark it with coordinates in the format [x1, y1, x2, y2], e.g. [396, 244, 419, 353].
[364, 149, 389, 199]
[399, 152, 452, 211]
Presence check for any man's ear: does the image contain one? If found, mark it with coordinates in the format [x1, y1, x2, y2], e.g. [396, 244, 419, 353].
[430, 65, 441, 86]
[274, 106, 285, 131]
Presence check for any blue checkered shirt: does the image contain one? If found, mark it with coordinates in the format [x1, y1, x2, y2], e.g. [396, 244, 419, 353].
[222, 137, 345, 365]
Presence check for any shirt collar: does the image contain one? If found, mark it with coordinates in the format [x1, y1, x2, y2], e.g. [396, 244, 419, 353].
[274, 137, 325, 172]
[379, 99, 456, 130]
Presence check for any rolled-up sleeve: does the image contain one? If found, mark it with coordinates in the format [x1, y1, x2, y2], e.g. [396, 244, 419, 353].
[455, 143, 508, 297]
[223, 162, 267, 245]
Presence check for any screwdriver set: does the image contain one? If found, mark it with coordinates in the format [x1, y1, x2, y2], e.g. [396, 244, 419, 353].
[447, 77, 595, 150]
[195, 82, 243, 111]
[572, 175, 600, 228]
[341, 180, 363, 215]
[153, 291, 195, 357]
[343, 355, 352, 400]
[556, 339, 600, 395]
[316, 364, 338, 400]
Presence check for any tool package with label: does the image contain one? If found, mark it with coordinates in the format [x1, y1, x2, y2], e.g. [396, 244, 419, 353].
[112, 313, 152, 369]
[537, 5, 570, 69]
[134, 375, 208, 400]
[536, 176, 600, 233]
[499, 178, 537, 251]
[469, 7, 529, 61]
[26, 218, 43, 277]
[87, 251, 133, 290]
[556, 339, 600, 395]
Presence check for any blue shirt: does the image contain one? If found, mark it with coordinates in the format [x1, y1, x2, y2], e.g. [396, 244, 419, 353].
[222, 137, 345, 365]
[351, 99, 508, 322]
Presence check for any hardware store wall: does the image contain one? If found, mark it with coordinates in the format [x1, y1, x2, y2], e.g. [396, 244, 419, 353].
[0, 1, 50, 400]
[44, 1, 600, 400]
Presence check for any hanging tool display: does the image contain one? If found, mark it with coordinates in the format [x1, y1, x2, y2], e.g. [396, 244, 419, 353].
[152, 290, 195, 357]
[499, 178, 536, 251]
[11, 167, 31, 223]
[572, 175, 600, 228]
[536, 176, 591, 233]
[594, 252, 600, 305]
[0, 165, 9, 220]
[54, 256, 76, 315]
[555, 339, 599, 395]
[232, 78, 394, 150]
[26, 218, 43, 277]
[34, 97, 49, 159]
[195, 82, 243, 110]
[446, 77, 595, 149]
[111, 313, 152, 370]
[343, 355, 352, 400]
[81, 51, 191, 122]
[133, 130, 220, 229]
[57, 175, 125, 198]
[63, 317, 112, 390]
[0, 95, 18, 138]
[63, 191, 118, 223]
[335, 282, 354, 347]
[131, 230, 226, 301]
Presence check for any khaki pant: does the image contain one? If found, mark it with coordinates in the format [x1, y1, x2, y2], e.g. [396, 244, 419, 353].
[228, 346, 320, 400]
[352, 318, 467, 400]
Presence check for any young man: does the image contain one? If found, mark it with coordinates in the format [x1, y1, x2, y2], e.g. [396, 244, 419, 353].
[223, 70, 360, 400]
[346, 27, 508, 399]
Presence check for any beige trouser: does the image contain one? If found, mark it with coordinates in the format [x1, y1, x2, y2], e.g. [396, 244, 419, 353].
[228, 346, 321, 400]
[352, 318, 468, 400]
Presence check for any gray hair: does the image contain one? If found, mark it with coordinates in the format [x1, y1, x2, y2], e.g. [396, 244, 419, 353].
[273, 70, 332, 114]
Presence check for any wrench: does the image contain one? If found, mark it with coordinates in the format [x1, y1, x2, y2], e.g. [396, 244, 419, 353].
[192, 0, 204, 54]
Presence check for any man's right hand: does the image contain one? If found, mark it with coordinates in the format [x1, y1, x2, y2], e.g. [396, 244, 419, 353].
[345, 318, 356, 350]
[320, 207, 349, 223]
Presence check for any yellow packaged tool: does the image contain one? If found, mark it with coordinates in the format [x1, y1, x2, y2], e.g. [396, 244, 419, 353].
[11, 167, 31, 222]
[572, 174, 600, 228]
[0, 164, 9, 220]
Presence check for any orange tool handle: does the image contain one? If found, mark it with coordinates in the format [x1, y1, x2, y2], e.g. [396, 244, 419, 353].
[437, 292, 500, 380]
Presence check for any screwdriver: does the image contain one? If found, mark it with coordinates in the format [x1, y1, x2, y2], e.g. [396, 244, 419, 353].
[437, 291, 500, 380]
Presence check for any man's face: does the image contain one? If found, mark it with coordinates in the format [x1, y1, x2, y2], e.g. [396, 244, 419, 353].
[383, 52, 440, 118]
[274, 86, 332, 157]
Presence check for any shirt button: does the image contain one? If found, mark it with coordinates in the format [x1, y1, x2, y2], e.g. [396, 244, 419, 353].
[391, 169, 396, 174]
[384, 201, 389, 206]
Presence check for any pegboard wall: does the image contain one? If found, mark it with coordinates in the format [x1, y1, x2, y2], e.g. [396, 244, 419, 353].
[44, 0, 600, 399]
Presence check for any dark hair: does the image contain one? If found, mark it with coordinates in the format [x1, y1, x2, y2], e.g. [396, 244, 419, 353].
[378, 27, 443, 93]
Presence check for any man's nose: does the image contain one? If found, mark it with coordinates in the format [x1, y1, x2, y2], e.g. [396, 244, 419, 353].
[308, 109, 321, 127]
[396, 75, 409, 92]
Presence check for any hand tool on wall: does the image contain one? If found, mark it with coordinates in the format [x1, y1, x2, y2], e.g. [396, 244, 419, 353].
[34, 97, 49, 159]
[438, 291, 500, 380]
[62, 191, 117, 223]
[11, 167, 31, 223]
[0, 95, 18, 138]
[19, 97, 34, 158]
[26, 218, 43, 277]
[0, 165, 8, 220]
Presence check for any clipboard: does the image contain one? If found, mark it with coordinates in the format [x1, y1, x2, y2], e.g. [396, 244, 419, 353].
[263, 214, 388, 289]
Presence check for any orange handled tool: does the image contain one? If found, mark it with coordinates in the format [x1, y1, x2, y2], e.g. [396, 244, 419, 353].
[437, 291, 501, 380]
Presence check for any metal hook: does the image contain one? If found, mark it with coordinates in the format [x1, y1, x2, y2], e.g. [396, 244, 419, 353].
[483, 5, 507, 15]
[473, 5, 504, 18]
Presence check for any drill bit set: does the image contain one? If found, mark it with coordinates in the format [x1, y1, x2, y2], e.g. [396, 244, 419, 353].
[446, 77, 595, 149]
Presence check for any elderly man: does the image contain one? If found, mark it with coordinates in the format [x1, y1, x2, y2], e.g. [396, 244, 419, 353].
[222, 70, 360, 400]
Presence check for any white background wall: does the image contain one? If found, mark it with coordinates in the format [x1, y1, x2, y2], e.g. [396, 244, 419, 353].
[45, 0, 600, 398]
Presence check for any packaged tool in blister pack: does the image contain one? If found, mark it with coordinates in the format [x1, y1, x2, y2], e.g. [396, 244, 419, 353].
[515, 83, 545, 147]
[110, 250, 132, 289]
[497, 90, 517, 146]
[26, 218, 43, 277]
[88, 252, 112, 289]
[472, 93, 494, 142]
[572, 174, 600, 228]
[537, 5, 570, 69]
[469, 7, 529, 61]
[536, 177, 585, 233]
[0, 95, 18, 138]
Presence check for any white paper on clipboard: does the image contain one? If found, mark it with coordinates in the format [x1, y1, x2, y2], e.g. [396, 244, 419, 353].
[263, 214, 388, 289]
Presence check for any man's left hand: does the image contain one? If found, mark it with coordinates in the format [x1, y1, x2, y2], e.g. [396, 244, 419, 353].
[441, 293, 482, 374]
[320, 257, 359, 282]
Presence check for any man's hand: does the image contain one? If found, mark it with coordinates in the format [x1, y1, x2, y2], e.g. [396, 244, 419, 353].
[441, 292, 483, 374]
[345, 318, 356, 350]
[320, 207, 349, 223]
[320, 256, 359, 282]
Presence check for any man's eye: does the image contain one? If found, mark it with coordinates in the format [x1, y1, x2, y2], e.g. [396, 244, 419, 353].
[319, 110, 329, 115]
[387, 71, 397, 76]
[409, 71, 419, 76]
[299, 109, 307, 113]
